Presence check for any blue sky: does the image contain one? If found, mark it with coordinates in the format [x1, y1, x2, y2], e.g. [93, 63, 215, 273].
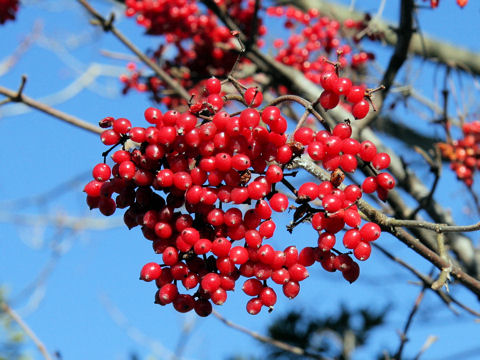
[1, 1, 480, 359]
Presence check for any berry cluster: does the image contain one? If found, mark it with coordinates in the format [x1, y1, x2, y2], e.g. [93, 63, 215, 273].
[267, 6, 373, 76]
[121, 0, 265, 103]
[438, 121, 480, 187]
[0, 0, 19, 24]
[85, 77, 394, 316]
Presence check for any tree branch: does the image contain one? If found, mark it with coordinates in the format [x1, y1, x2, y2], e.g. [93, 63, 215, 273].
[212, 310, 330, 360]
[277, 0, 480, 76]
[77, 0, 191, 101]
[0, 76, 102, 134]
[0, 300, 53, 360]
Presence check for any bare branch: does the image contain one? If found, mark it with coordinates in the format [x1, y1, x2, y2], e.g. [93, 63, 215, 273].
[0, 300, 53, 360]
[77, 0, 191, 101]
[277, 0, 480, 76]
[212, 310, 330, 360]
[0, 76, 102, 134]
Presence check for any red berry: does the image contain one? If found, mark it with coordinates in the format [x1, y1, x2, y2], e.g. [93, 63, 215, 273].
[354, 241, 372, 261]
[140, 262, 162, 282]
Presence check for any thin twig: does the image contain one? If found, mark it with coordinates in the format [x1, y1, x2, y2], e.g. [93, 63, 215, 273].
[77, 0, 190, 101]
[0, 76, 102, 134]
[292, 155, 480, 298]
[0, 301, 53, 360]
[393, 286, 427, 360]
[212, 310, 329, 360]
[374, 243, 480, 317]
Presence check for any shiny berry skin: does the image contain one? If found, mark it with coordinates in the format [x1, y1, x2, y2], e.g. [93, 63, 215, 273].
[211, 237, 232, 257]
[144, 107, 162, 124]
[372, 153, 391, 170]
[360, 222, 381, 241]
[376, 172, 395, 190]
[140, 262, 162, 282]
[343, 229, 362, 249]
[246, 297, 263, 315]
[307, 141, 325, 161]
[319, 90, 339, 110]
[201, 272, 221, 293]
[240, 108, 260, 129]
[129, 127, 146, 143]
[113, 118, 132, 134]
[298, 182, 319, 201]
[294, 127, 315, 145]
[332, 123, 352, 139]
[288, 264, 309, 282]
[282, 281, 300, 299]
[101, 129, 121, 145]
[362, 176, 378, 193]
[229, 246, 249, 264]
[259, 287, 277, 307]
[206, 77, 221, 94]
[92, 163, 111, 181]
[352, 99, 370, 119]
[359, 141, 377, 162]
[354, 241, 372, 261]
[244, 87, 263, 107]
[322, 194, 342, 213]
[158, 284, 178, 305]
[342, 262, 360, 283]
[243, 278, 263, 296]
[318, 232, 336, 251]
[346, 86, 365, 103]
[340, 154, 358, 172]
[265, 164, 283, 183]
[269, 193, 289, 212]
[334, 77, 352, 96]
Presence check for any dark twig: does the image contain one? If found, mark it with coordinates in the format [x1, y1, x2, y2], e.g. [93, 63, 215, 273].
[393, 286, 427, 360]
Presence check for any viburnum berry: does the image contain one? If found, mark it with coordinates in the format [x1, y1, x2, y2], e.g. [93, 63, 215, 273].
[244, 87, 263, 107]
[354, 241, 372, 261]
[140, 262, 162, 282]
[246, 297, 263, 315]
[269, 193, 289, 212]
[282, 281, 300, 299]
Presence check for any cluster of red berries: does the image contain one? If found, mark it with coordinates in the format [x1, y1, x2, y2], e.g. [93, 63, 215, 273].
[438, 121, 480, 187]
[426, 0, 468, 8]
[85, 77, 394, 316]
[267, 6, 372, 76]
[121, 0, 265, 103]
[0, 0, 19, 24]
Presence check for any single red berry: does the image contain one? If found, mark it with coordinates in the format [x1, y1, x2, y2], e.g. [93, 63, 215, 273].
[244, 87, 263, 107]
[206, 77, 221, 94]
[269, 193, 289, 212]
[229, 246, 249, 264]
[246, 297, 263, 315]
[354, 241, 372, 261]
[260, 287, 277, 307]
[140, 262, 162, 282]
[352, 99, 370, 119]
[283, 281, 300, 299]
[101, 129, 121, 145]
[243, 278, 264, 296]
[376, 172, 395, 190]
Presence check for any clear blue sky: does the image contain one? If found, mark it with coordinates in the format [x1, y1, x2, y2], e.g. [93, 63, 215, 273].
[1, 1, 479, 359]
